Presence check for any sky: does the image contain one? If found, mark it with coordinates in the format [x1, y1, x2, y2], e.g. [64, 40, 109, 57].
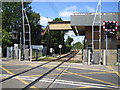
[30, 1, 119, 45]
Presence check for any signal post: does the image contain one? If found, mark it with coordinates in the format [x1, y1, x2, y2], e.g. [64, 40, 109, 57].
[102, 21, 118, 65]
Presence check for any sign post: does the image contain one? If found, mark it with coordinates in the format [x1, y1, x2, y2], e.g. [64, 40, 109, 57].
[58, 44, 62, 56]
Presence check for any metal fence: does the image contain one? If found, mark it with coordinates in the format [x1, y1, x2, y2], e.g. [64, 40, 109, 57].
[83, 49, 118, 65]
[7, 47, 14, 58]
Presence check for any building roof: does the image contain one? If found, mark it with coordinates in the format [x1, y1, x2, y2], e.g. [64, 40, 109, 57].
[71, 12, 119, 26]
[48, 21, 72, 30]
[71, 12, 120, 36]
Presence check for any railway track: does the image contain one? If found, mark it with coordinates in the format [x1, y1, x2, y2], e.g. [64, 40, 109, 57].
[1, 51, 78, 89]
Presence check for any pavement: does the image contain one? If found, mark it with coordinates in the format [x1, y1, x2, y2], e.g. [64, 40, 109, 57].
[0, 58, 120, 89]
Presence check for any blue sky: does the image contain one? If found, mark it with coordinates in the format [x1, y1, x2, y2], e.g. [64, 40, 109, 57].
[30, 2, 119, 44]
[30, 2, 118, 25]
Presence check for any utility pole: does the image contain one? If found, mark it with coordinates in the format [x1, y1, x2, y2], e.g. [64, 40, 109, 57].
[19, 32, 22, 61]
[22, 0, 25, 60]
[21, 0, 32, 61]
[92, 0, 102, 64]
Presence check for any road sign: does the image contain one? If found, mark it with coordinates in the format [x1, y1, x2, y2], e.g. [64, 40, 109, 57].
[58, 44, 62, 48]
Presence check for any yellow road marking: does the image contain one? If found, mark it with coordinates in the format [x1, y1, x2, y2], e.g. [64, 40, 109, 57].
[0, 66, 37, 89]
[76, 86, 90, 88]
[29, 63, 120, 86]
[3, 62, 117, 73]
[62, 86, 90, 90]
[65, 70, 120, 87]
[43, 65, 120, 86]
[43, 64, 115, 72]
[106, 66, 120, 77]
[44, 65, 116, 75]
[19, 70, 116, 78]
[1, 63, 119, 88]
[2, 64, 39, 66]
[29, 64, 37, 67]
[43, 65, 119, 87]
[5, 65, 118, 76]
[115, 72, 120, 77]
[8, 68, 31, 70]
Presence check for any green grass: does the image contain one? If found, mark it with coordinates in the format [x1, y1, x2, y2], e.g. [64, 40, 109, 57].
[32, 56, 56, 61]
[69, 60, 82, 63]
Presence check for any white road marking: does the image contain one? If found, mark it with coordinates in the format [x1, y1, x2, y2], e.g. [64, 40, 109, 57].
[0, 74, 119, 89]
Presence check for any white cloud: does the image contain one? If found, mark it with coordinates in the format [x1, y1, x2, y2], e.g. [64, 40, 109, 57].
[85, 6, 95, 12]
[59, 6, 78, 17]
[64, 31, 85, 45]
[59, 11, 76, 17]
[65, 6, 77, 11]
[40, 16, 52, 26]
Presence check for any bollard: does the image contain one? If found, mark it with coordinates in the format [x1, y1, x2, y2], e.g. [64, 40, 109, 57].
[103, 50, 107, 65]
[88, 50, 91, 65]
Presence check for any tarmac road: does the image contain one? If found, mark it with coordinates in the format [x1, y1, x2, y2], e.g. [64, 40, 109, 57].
[0, 60, 120, 89]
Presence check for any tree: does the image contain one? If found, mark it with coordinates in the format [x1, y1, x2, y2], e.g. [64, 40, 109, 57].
[2, 2, 41, 56]
[72, 42, 83, 50]
[1, 29, 13, 56]
[53, 17, 63, 21]
[2, 29, 12, 45]
[2, 2, 32, 32]
[65, 36, 73, 51]
[29, 12, 41, 45]
[65, 36, 73, 45]
[50, 18, 63, 54]
[41, 17, 67, 54]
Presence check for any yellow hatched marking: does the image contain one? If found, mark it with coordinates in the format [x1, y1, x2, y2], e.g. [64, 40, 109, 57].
[43, 64, 115, 72]
[44, 65, 116, 75]
[23, 71, 116, 78]
[62, 86, 90, 90]
[115, 72, 120, 77]
[28, 63, 119, 86]
[0, 66, 37, 89]
[106, 66, 120, 77]
[43, 65, 120, 87]
[65, 70, 120, 87]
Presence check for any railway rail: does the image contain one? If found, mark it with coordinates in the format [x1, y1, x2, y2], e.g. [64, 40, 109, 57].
[1, 50, 78, 89]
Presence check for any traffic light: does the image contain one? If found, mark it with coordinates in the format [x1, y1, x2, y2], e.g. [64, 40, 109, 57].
[103, 21, 118, 31]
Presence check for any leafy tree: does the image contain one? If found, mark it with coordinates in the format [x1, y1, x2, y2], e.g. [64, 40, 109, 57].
[2, 2, 32, 32]
[65, 36, 73, 51]
[53, 17, 63, 21]
[72, 42, 83, 50]
[50, 18, 63, 54]
[65, 36, 73, 45]
[29, 12, 41, 45]
[2, 2, 41, 56]
[2, 29, 13, 56]
[2, 29, 12, 45]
